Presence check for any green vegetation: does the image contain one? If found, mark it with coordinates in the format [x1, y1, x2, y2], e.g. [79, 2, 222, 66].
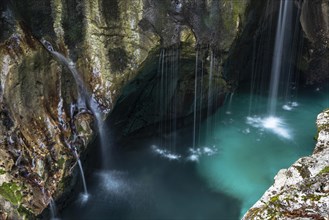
[302, 194, 322, 202]
[17, 205, 34, 220]
[0, 169, 6, 175]
[0, 182, 23, 205]
[318, 166, 329, 175]
[269, 194, 280, 203]
[222, 0, 247, 32]
[57, 157, 65, 169]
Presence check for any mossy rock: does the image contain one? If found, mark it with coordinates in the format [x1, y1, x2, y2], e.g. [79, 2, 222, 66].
[318, 166, 329, 175]
[17, 205, 34, 220]
[0, 182, 23, 205]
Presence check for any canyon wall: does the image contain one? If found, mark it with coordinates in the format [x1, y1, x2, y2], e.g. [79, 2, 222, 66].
[0, 0, 249, 218]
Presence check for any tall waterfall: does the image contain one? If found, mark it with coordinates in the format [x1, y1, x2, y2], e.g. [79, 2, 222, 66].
[41, 40, 112, 204]
[193, 50, 199, 149]
[46, 46, 110, 168]
[158, 48, 179, 153]
[49, 198, 59, 220]
[268, 0, 293, 115]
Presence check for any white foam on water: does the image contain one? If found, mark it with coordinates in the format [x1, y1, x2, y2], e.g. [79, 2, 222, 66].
[151, 145, 218, 162]
[151, 145, 182, 161]
[246, 116, 292, 140]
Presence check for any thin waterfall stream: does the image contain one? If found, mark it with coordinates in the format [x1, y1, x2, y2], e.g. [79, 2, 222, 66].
[193, 49, 199, 150]
[268, 0, 292, 115]
[2, 0, 329, 219]
[43, 1, 327, 219]
[49, 198, 57, 220]
[77, 158, 89, 201]
[42, 41, 108, 168]
[246, 0, 294, 140]
[41, 40, 110, 209]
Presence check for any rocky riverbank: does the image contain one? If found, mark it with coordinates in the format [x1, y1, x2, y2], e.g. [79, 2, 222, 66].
[243, 109, 329, 219]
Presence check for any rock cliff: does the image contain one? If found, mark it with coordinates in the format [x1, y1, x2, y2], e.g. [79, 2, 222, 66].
[1, 0, 327, 218]
[0, 0, 249, 218]
[243, 109, 329, 219]
[243, 1, 329, 218]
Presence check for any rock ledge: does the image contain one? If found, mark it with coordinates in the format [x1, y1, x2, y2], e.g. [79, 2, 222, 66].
[243, 109, 329, 219]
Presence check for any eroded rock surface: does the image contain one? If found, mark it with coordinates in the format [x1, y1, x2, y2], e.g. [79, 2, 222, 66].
[0, 0, 250, 218]
[300, 0, 329, 84]
[243, 109, 329, 219]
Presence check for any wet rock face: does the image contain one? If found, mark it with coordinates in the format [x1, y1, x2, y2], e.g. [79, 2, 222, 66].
[140, 0, 249, 50]
[300, 0, 329, 84]
[0, 0, 160, 217]
[243, 109, 329, 220]
[0, 0, 302, 218]
[0, 25, 95, 218]
[107, 0, 251, 142]
[108, 45, 228, 143]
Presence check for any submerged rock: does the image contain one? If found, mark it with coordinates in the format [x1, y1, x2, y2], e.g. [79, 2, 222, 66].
[243, 109, 329, 219]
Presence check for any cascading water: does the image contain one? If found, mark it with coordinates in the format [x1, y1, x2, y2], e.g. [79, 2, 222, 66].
[41, 40, 111, 206]
[77, 157, 89, 201]
[154, 47, 180, 159]
[51, 0, 329, 219]
[192, 49, 199, 149]
[245, 0, 294, 139]
[42, 41, 108, 168]
[49, 198, 60, 220]
[206, 50, 214, 126]
[152, 47, 217, 162]
[268, 0, 293, 115]
[225, 92, 234, 115]
[197, 1, 321, 217]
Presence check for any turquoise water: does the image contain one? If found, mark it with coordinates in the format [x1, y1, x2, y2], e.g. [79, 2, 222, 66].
[59, 86, 328, 220]
[197, 85, 329, 216]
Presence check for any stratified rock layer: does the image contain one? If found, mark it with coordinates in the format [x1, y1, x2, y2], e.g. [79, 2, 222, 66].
[243, 109, 329, 220]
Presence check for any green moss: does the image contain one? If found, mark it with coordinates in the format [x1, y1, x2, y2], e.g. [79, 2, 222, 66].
[0, 169, 6, 175]
[57, 157, 65, 169]
[222, 0, 247, 32]
[302, 194, 322, 202]
[317, 124, 329, 132]
[269, 194, 280, 203]
[318, 166, 329, 175]
[17, 205, 34, 220]
[0, 182, 23, 205]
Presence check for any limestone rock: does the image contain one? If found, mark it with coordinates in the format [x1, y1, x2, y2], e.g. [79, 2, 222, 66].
[243, 109, 329, 220]
[300, 0, 329, 84]
[0, 0, 250, 218]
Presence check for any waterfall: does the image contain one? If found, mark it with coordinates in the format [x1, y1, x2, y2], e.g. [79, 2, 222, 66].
[50, 51, 87, 108]
[248, 37, 258, 116]
[193, 50, 199, 149]
[49, 198, 60, 220]
[207, 50, 214, 117]
[77, 158, 89, 200]
[159, 49, 165, 148]
[268, 0, 292, 115]
[42, 41, 110, 168]
[157, 47, 179, 153]
[244, 0, 295, 140]
[40, 40, 114, 204]
[225, 92, 234, 115]
[206, 50, 215, 140]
